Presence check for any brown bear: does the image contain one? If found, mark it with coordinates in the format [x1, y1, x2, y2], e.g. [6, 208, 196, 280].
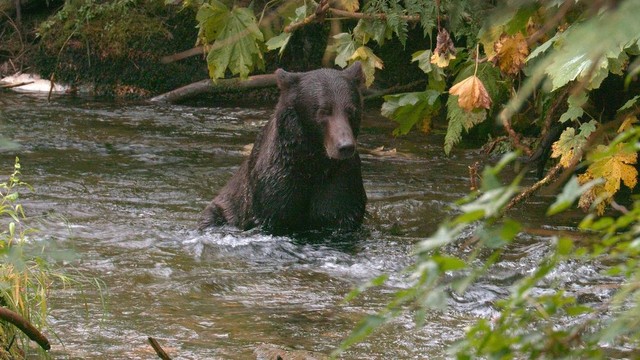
[199, 63, 367, 235]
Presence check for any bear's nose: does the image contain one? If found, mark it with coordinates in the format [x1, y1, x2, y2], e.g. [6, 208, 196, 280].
[338, 143, 355, 159]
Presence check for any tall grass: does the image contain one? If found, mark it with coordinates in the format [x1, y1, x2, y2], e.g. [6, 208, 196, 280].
[0, 157, 67, 359]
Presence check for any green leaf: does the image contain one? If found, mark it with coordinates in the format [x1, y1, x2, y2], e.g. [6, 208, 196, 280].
[460, 185, 519, 219]
[412, 50, 433, 73]
[349, 46, 383, 87]
[444, 97, 487, 155]
[578, 119, 597, 137]
[334, 314, 387, 355]
[547, 176, 603, 215]
[264, 4, 306, 56]
[332, 32, 357, 68]
[452, 209, 485, 225]
[196, 1, 229, 43]
[265, 32, 291, 56]
[416, 225, 462, 253]
[444, 63, 504, 155]
[505, 4, 538, 35]
[344, 274, 389, 302]
[530, 1, 640, 91]
[432, 255, 466, 272]
[500, 218, 522, 242]
[206, 6, 265, 79]
[556, 237, 574, 256]
[353, 18, 392, 45]
[558, 92, 588, 123]
[617, 94, 640, 114]
[381, 90, 441, 136]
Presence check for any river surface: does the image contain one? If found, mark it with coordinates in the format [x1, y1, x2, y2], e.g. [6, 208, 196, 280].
[0, 93, 610, 359]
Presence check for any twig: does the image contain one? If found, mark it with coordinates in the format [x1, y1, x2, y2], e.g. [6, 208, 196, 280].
[285, 6, 421, 33]
[540, 87, 569, 140]
[482, 135, 508, 155]
[48, 73, 55, 102]
[504, 112, 632, 211]
[284, 1, 330, 33]
[362, 79, 426, 101]
[527, 0, 574, 46]
[499, 108, 533, 157]
[160, 46, 206, 64]
[0, 307, 51, 351]
[505, 161, 563, 211]
[148, 337, 172, 360]
[469, 161, 480, 191]
[328, 8, 420, 22]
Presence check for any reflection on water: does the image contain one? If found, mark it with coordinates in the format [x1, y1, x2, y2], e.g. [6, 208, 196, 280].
[0, 93, 604, 359]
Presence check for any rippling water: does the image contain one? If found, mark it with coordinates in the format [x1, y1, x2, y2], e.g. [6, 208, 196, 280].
[0, 93, 608, 359]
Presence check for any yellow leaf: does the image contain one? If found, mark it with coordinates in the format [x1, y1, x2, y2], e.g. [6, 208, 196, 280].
[449, 75, 492, 112]
[490, 32, 529, 75]
[618, 115, 639, 133]
[335, 0, 359, 12]
[578, 143, 638, 214]
[430, 28, 456, 68]
[430, 52, 456, 68]
[550, 127, 586, 168]
[349, 46, 383, 87]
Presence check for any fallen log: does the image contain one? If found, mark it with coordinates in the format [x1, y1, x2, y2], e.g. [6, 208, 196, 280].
[0, 306, 51, 351]
[149, 73, 277, 103]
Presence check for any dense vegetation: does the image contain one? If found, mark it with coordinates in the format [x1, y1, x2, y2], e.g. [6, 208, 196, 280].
[0, 158, 63, 359]
[2, 0, 640, 358]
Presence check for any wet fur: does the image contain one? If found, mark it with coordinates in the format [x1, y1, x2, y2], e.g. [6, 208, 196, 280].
[199, 64, 367, 234]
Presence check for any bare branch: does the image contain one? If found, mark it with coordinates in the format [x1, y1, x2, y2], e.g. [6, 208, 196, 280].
[0, 306, 51, 351]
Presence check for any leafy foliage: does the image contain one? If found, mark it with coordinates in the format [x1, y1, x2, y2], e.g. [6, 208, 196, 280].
[578, 142, 638, 215]
[444, 63, 502, 155]
[381, 90, 440, 136]
[0, 159, 67, 358]
[550, 120, 597, 168]
[338, 127, 640, 359]
[197, 1, 264, 79]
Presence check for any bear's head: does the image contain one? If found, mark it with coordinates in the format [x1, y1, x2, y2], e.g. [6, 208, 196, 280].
[275, 62, 365, 160]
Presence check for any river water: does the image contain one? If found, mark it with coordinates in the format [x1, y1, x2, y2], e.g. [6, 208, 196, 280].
[0, 93, 611, 359]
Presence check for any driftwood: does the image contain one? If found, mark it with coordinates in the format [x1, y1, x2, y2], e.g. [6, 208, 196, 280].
[0, 306, 51, 351]
[149, 74, 277, 103]
[0, 80, 33, 88]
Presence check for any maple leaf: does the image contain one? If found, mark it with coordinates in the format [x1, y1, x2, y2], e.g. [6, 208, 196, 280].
[449, 75, 492, 112]
[578, 143, 638, 214]
[430, 28, 456, 68]
[551, 128, 585, 168]
[550, 121, 597, 168]
[490, 32, 529, 75]
[349, 46, 383, 87]
[204, 6, 265, 79]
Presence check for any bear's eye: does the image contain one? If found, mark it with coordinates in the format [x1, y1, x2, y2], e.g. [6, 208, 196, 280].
[318, 107, 332, 116]
[345, 106, 357, 116]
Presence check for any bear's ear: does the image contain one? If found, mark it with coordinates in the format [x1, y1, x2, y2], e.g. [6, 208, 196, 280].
[275, 69, 300, 91]
[343, 61, 365, 87]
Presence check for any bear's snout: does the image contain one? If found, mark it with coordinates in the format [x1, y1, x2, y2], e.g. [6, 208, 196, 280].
[337, 142, 355, 159]
[325, 118, 356, 160]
